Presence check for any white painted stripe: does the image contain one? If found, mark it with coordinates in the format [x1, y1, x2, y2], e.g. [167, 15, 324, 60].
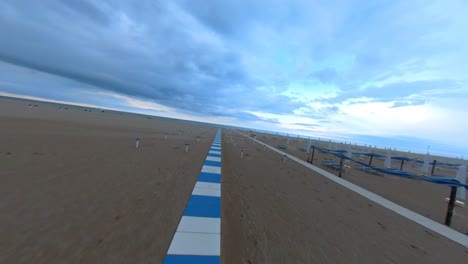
[192, 182, 221, 197]
[193, 187, 221, 197]
[195, 181, 221, 190]
[177, 216, 220, 234]
[208, 150, 221, 155]
[243, 132, 468, 247]
[202, 165, 221, 174]
[206, 156, 221, 162]
[211, 146, 221, 150]
[167, 232, 220, 255]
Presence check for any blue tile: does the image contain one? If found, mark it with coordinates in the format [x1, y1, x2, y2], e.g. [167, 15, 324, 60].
[183, 195, 221, 218]
[188, 195, 220, 205]
[164, 255, 220, 264]
[204, 160, 221, 167]
[198, 172, 221, 183]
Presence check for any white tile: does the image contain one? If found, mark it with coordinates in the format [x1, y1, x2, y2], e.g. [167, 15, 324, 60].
[177, 216, 220, 234]
[167, 232, 220, 255]
[206, 156, 221, 162]
[208, 150, 221, 155]
[202, 165, 221, 174]
[193, 187, 221, 197]
[195, 181, 221, 190]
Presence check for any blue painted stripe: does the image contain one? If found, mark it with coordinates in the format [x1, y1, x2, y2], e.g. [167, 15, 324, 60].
[164, 255, 220, 264]
[204, 160, 221, 167]
[207, 153, 221, 158]
[184, 195, 221, 218]
[198, 172, 221, 183]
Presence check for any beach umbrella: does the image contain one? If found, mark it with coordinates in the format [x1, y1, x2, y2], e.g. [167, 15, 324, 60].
[455, 165, 466, 200]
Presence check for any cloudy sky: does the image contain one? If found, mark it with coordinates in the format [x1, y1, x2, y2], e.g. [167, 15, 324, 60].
[1, 0, 467, 156]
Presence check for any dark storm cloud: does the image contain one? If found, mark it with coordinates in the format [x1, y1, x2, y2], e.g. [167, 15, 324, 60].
[0, 0, 304, 117]
[61, 0, 111, 25]
[177, 0, 296, 36]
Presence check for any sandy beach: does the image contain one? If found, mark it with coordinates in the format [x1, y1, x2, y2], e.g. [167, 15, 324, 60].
[251, 133, 468, 234]
[1, 97, 467, 263]
[222, 131, 467, 263]
[0, 98, 216, 263]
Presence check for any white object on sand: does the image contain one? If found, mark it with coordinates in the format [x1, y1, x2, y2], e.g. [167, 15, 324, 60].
[444, 198, 465, 207]
[344, 164, 351, 174]
[135, 138, 140, 149]
[420, 153, 429, 174]
[384, 151, 391, 168]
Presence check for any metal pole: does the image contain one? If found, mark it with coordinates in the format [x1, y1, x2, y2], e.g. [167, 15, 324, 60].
[310, 147, 315, 165]
[400, 160, 405, 170]
[445, 186, 457, 226]
[338, 158, 344, 178]
[368, 155, 374, 166]
[431, 160, 437, 175]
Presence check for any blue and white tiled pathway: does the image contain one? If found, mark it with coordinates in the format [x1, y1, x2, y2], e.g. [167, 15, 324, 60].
[163, 129, 222, 264]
